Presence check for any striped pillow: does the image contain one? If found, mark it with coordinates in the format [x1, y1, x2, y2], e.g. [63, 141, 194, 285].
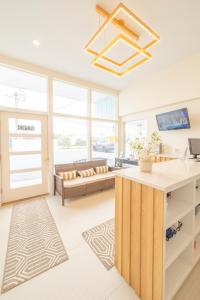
[78, 168, 96, 178]
[58, 170, 77, 180]
[96, 165, 109, 174]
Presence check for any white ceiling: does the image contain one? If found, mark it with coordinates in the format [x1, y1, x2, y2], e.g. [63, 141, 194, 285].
[0, 0, 200, 91]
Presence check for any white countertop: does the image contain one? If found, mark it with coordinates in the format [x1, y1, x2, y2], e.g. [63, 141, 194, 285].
[114, 159, 200, 192]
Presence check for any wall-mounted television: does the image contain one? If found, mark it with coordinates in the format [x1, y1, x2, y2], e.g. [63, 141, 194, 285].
[156, 108, 190, 131]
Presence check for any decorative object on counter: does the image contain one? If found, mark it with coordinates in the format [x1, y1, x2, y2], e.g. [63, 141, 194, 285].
[139, 159, 153, 173]
[166, 221, 183, 241]
[130, 131, 161, 172]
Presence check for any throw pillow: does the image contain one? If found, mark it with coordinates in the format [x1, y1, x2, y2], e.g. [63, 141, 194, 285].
[58, 170, 77, 180]
[78, 168, 96, 178]
[96, 165, 109, 174]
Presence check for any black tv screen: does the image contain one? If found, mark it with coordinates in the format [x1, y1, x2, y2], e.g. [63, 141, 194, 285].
[156, 108, 190, 131]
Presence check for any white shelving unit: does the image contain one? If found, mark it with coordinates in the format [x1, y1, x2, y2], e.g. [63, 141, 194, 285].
[165, 178, 200, 300]
[165, 211, 193, 269]
[115, 159, 200, 300]
[165, 243, 193, 300]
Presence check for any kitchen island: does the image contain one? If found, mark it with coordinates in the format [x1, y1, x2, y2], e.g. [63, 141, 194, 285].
[114, 159, 200, 300]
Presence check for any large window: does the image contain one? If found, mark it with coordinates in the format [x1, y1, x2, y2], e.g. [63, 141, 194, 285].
[0, 63, 118, 197]
[125, 120, 147, 157]
[54, 117, 88, 164]
[92, 121, 116, 165]
[0, 65, 47, 111]
[0, 66, 118, 165]
[92, 91, 116, 120]
[53, 80, 87, 116]
[53, 80, 118, 165]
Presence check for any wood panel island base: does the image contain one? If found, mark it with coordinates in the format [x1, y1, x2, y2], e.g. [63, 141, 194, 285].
[114, 159, 200, 300]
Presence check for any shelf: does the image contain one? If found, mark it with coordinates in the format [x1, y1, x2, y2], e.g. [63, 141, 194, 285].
[166, 231, 193, 269]
[165, 250, 193, 300]
[166, 182, 194, 229]
[164, 180, 200, 299]
[166, 211, 194, 269]
[166, 201, 193, 229]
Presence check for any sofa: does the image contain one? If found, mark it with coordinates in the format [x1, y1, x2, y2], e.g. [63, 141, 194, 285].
[54, 160, 115, 205]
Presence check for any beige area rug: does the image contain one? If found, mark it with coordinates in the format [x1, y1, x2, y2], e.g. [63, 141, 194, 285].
[1, 198, 68, 293]
[82, 219, 114, 270]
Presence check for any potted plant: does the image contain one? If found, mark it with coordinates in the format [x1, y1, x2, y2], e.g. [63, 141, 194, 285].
[130, 132, 161, 172]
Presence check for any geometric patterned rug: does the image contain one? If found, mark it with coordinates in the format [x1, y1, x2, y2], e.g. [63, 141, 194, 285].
[82, 219, 114, 270]
[1, 198, 68, 293]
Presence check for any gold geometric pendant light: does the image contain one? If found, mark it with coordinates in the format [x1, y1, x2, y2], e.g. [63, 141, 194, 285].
[84, 2, 160, 77]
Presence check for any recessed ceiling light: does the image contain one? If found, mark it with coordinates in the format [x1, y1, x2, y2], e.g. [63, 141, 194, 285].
[33, 40, 40, 46]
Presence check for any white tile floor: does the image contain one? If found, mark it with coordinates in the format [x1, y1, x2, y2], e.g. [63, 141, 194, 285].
[0, 189, 139, 300]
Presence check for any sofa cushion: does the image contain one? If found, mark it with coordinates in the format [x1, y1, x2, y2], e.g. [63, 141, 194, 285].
[63, 172, 114, 188]
[58, 170, 77, 180]
[96, 165, 109, 174]
[78, 168, 96, 178]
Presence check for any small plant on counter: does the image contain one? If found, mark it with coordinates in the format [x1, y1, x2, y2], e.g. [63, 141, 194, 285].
[130, 131, 161, 172]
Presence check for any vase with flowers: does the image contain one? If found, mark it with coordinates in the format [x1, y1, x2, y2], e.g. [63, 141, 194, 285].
[130, 132, 161, 172]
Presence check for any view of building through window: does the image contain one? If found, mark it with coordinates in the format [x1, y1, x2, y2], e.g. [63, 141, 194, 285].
[53, 117, 88, 164]
[92, 121, 116, 165]
[125, 119, 147, 157]
[53, 81, 118, 165]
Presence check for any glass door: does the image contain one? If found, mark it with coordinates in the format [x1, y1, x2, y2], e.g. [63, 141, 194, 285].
[1, 112, 48, 203]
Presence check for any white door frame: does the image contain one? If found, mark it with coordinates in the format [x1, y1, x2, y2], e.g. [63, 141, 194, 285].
[1, 111, 49, 203]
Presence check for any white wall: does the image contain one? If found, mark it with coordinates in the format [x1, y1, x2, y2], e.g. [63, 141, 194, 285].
[122, 98, 200, 154]
[119, 53, 200, 154]
[119, 53, 200, 116]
